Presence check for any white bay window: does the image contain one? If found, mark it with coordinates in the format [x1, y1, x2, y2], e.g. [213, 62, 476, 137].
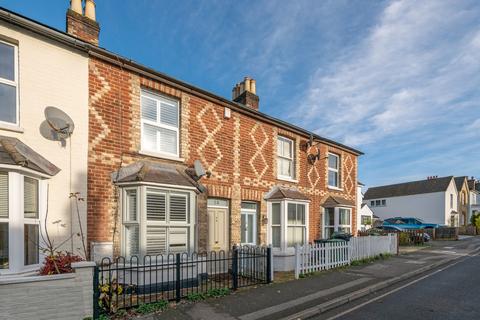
[141, 90, 180, 158]
[0, 171, 46, 274]
[122, 186, 195, 258]
[268, 200, 309, 251]
[323, 207, 352, 238]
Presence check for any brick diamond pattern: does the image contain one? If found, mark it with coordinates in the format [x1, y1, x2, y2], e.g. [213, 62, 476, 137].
[343, 154, 355, 195]
[90, 65, 112, 161]
[196, 103, 225, 179]
[247, 122, 269, 184]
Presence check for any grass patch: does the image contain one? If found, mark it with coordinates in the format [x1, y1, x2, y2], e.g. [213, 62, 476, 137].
[351, 253, 392, 266]
[187, 288, 231, 301]
[134, 300, 169, 315]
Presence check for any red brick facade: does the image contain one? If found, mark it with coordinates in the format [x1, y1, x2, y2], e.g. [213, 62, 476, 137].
[87, 56, 359, 254]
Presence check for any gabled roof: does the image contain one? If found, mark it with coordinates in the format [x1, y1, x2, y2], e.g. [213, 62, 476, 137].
[264, 186, 309, 201]
[322, 196, 355, 208]
[364, 176, 453, 200]
[0, 6, 363, 156]
[112, 161, 200, 190]
[454, 176, 467, 192]
[0, 136, 60, 176]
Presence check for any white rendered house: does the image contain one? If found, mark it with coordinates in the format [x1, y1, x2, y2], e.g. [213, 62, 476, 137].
[0, 10, 89, 274]
[363, 176, 458, 226]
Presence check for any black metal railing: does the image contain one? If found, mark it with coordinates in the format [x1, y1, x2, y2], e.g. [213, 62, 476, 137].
[93, 245, 272, 318]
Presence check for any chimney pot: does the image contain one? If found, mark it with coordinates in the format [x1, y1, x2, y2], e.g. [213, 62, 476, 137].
[250, 79, 256, 94]
[85, 0, 96, 21]
[232, 77, 259, 110]
[244, 77, 251, 92]
[70, 0, 83, 14]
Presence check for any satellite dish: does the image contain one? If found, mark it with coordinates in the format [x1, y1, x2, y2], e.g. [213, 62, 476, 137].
[40, 107, 75, 146]
[194, 160, 206, 177]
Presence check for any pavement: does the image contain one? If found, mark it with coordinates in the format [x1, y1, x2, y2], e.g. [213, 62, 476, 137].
[140, 236, 480, 320]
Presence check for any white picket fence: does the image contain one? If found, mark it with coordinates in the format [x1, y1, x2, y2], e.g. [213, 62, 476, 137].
[295, 234, 398, 279]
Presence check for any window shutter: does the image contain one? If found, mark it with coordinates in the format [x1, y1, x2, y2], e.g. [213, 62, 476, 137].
[126, 190, 137, 221]
[146, 226, 167, 255]
[169, 228, 188, 252]
[24, 177, 38, 219]
[125, 225, 139, 256]
[170, 195, 187, 222]
[146, 192, 166, 221]
[158, 127, 177, 155]
[159, 102, 178, 127]
[0, 173, 7, 218]
[141, 96, 157, 121]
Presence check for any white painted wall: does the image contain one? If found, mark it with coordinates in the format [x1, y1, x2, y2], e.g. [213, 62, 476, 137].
[364, 179, 458, 226]
[357, 185, 373, 231]
[0, 22, 89, 257]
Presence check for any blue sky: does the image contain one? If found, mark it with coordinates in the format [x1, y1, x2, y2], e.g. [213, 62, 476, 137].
[2, 0, 479, 187]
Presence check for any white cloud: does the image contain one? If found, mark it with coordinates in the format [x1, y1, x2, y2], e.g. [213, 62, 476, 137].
[295, 0, 480, 148]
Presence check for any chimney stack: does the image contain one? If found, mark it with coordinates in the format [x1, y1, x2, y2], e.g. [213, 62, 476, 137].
[66, 0, 100, 46]
[232, 77, 259, 110]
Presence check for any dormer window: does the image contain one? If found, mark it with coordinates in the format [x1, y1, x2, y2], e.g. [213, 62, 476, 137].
[0, 40, 18, 126]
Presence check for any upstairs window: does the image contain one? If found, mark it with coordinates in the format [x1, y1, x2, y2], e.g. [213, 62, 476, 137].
[277, 136, 294, 180]
[328, 153, 340, 188]
[0, 40, 18, 125]
[141, 90, 179, 157]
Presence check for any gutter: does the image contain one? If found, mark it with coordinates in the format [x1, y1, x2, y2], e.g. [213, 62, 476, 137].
[0, 7, 363, 156]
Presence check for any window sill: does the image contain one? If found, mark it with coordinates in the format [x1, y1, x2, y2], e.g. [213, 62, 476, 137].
[139, 150, 185, 163]
[277, 176, 299, 184]
[0, 122, 24, 133]
[327, 186, 344, 191]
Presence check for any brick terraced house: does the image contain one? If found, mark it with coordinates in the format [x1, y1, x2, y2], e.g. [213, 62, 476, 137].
[65, 1, 363, 270]
[1, 1, 362, 271]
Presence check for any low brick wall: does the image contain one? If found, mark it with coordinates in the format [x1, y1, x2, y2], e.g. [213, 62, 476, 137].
[0, 261, 95, 320]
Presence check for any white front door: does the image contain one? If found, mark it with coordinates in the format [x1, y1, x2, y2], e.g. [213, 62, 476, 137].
[241, 202, 257, 245]
[207, 206, 229, 252]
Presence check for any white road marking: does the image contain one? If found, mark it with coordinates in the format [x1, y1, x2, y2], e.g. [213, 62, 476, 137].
[238, 278, 372, 320]
[324, 252, 480, 320]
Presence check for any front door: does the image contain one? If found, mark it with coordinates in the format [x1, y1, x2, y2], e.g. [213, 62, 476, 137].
[207, 207, 229, 252]
[241, 202, 257, 245]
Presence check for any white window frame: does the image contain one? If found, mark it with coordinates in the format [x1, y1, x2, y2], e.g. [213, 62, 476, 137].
[0, 39, 19, 127]
[323, 207, 335, 239]
[121, 185, 195, 259]
[0, 171, 46, 275]
[327, 153, 341, 189]
[240, 202, 257, 245]
[277, 136, 295, 181]
[267, 200, 309, 252]
[322, 207, 352, 239]
[140, 90, 180, 158]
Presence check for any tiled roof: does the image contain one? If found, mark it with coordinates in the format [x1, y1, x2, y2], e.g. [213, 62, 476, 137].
[112, 161, 200, 189]
[322, 196, 355, 208]
[364, 176, 453, 200]
[0, 136, 60, 176]
[454, 176, 467, 191]
[264, 186, 309, 201]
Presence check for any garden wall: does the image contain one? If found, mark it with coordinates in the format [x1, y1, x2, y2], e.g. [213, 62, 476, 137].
[0, 262, 95, 320]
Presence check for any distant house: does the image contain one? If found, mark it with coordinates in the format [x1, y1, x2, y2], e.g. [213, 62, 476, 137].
[454, 177, 470, 226]
[357, 182, 373, 231]
[363, 176, 458, 226]
[467, 178, 480, 222]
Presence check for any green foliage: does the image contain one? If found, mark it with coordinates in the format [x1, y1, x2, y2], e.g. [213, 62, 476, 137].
[186, 288, 231, 301]
[98, 315, 110, 320]
[187, 292, 207, 302]
[470, 213, 480, 228]
[351, 253, 391, 266]
[134, 300, 168, 314]
[206, 288, 231, 298]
